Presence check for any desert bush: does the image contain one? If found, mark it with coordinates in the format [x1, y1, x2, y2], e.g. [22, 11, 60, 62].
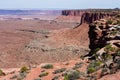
[41, 64, 53, 69]
[102, 53, 112, 61]
[101, 68, 109, 76]
[106, 20, 113, 24]
[115, 57, 120, 69]
[110, 31, 117, 35]
[104, 44, 116, 53]
[64, 70, 80, 80]
[0, 69, 5, 76]
[87, 61, 102, 74]
[116, 48, 120, 56]
[52, 75, 60, 80]
[86, 75, 97, 80]
[87, 67, 96, 74]
[73, 62, 83, 69]
[91, 48, 100, 55]
[52, 68, 66, 74]
[39, 72, 49, 77]
[20, 66, 29, 73]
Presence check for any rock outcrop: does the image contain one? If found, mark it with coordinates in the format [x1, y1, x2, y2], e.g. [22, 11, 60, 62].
[62, 10, 120, 24]
[62, 10, 85, 16]
[60, 9, 120, 79]
[80, 12, 118, 24]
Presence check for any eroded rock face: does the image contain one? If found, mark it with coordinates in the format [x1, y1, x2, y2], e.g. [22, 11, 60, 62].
[61, 10, 120, 79]
[61, 10, 85, 16]
[81, 12, 107, 24]
[62, 10, 119, 24]
[88, 24, 108, 51]
[61, 10, 120, 51]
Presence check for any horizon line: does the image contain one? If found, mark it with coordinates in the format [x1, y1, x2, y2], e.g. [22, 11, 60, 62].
[0, 7, 119, 10]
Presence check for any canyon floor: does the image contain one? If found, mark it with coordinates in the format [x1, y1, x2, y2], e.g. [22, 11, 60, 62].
[0, 10, 120, 80]
[0, 19, 88, 68]
[0, 15, 90, 80]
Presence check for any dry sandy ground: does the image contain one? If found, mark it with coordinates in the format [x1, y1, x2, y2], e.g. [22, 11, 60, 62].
[0, 16, 90, 80]
[0, 58, 88, 80]
[55, 15, 81, 23]
[0, 19, 83, 68]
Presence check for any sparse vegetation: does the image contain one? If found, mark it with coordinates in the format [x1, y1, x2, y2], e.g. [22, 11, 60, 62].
[52, 75, 60, 80]
[20, 66, 29, 73]
[52, 68, 66, 74]
[91, 48, 100, 55]
[116, 48, 120, 56]
[41, 64, 53, 69]
[102, 53, 112, 61]
[87, 67, 96, 74]
[64, 70, 80, 80]
[0, 9, 120, 80]
[39, 72, 49, 77]
[110, 31, 117, 35]
[104, 44, 116, 53]
[87, 61, 103, 74]
[73, 62, 83, 69]
[106, 20, 113, 24]
[0, 69, 5, 76]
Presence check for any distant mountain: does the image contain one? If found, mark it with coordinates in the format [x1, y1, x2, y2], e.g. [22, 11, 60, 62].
[0, 10, 61, 15]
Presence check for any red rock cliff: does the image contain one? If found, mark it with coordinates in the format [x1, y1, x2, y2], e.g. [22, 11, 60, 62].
[62, 10, 85, 16]
[62, 10, 119, 24]
[80, 12, 118, 24]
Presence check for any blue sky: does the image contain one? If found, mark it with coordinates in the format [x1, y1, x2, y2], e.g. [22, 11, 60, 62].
[0, 0, 120, 9]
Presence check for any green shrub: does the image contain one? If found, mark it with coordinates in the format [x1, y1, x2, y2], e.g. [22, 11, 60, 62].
[116, 48, 120, 56]
[87, 61, 102, 74]
[102, 53, 112, 60]
[64, 75, 70, 80]
[41, 64, 53, 69]
[110, 31, 117, 35]
[116, 58, 120, 69]
[90, 61, 102, 68]
[73, 62, 83, 69]
[0, 69, 5, 76]
[101, 68, 109, 76]
[52, 75, 60, 80]
[104, 44, 116, 53]
[64, 75, 69, 80]
[20, 66, 29, 73]
[106, 20, 113, 24]
[87, 67, 96, 74]
[91, 48, 100, 55]
[39, 72, 49, 77]
[64, 70, 80, 80]
[52, 68, 66, 74]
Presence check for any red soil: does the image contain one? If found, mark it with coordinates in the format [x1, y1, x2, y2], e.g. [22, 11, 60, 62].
[49, 23, 89, 49]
